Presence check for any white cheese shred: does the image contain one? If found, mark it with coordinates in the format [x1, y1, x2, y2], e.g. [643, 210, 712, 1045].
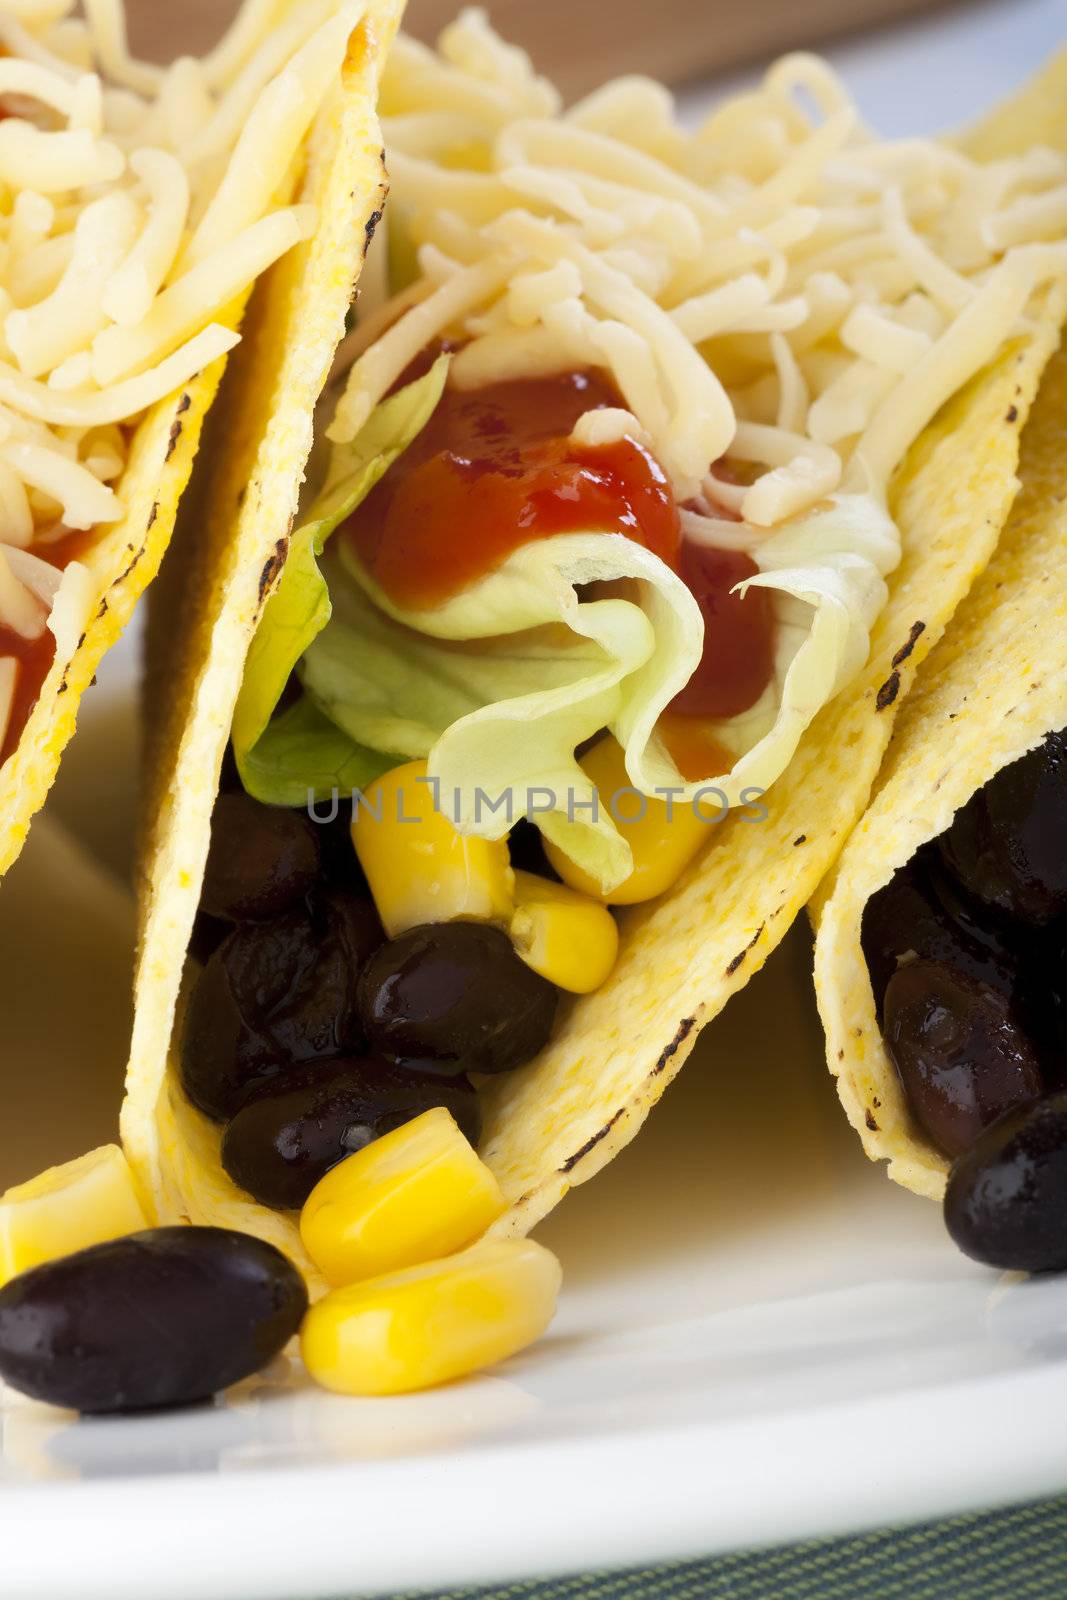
[0, 0, 361, 760]
[329, 9, 1067, 822]
[354, 13, 1067, 525]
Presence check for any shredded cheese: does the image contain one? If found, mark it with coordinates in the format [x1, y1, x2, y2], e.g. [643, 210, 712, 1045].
[326, 11, 1067, 821]
[0, 0, 359, 693]
[338, 12, 1067, 524]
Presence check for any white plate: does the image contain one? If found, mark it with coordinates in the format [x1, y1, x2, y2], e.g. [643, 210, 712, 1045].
[3, 3, 1067, 1597]
[4, 888, 1067, 1600]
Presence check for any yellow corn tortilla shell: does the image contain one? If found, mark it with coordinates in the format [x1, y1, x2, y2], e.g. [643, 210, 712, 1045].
[122, 2, 403, 1253]
[0, 312, 238, 883]
[0, 6, 385, 885]
[812, 335, 1067, 1200]
[123, 51, 1067, 1272]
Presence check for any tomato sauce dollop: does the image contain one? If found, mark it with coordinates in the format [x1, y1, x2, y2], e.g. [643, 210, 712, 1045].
[0, 527, 94, 766]
[345, 368, 679, 607]
[342, 363, 774, 727]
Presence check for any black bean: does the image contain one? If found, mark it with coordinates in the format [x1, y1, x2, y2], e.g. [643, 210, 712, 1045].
[0, 1228, 307, 1414]
[945, 1092, 1067, 1271]
[938, 730, 1067, 926]
[188, 909, 229, 968]
[507, 819, 560, 881]
[201, 792, 320, 922]
[883, 960, 1043, 1158]
[861, 850, 1016, 1018]
[312, 804, 370, 897]
[221, 1057, 481, 1209]
[180, 892, 382, 1122]
[357, 922, 558, 1074]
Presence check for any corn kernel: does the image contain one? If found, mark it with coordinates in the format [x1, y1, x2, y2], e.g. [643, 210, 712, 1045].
[509, 870, 618, 993]
[300, 1108, 505, 1286]
[0, 1145, 148, 1287]
[352, 759, 514, 937]
[544, 736, 717, 905]
[301, 1238, 561, 1396]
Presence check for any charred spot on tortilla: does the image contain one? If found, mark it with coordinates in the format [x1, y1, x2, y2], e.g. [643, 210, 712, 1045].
[362, 208, 383, 256]
[726, 950, 747, 976]
[258, 539, 289, 603]
[651, 1016, 697, 1078]
[165, 420, 184, 462]
[559, 1108, 626, 1174]
[794, 835, 807, 846]
[891, 623, 926, 669]
[865, 1110, 879, 1131]
[117, 546, 145, 586]
[876, 671, 901, 711]
[1006, 405, 1019, 423]
[146, 504, 159, 532]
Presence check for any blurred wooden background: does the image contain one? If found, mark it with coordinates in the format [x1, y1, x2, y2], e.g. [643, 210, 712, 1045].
[129, 0, 953, 96]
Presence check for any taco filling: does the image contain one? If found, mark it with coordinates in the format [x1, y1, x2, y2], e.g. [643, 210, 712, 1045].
[861, 728, 1067, 1270]
[863, 730, 1067, 1164]
[173, 19, 1067, 1221]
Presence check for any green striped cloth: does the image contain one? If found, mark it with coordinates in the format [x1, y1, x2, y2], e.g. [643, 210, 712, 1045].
[381, 1493, 1067, 1600]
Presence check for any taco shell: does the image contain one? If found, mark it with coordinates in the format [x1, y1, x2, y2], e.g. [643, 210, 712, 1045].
[812, 331, 1067, 1199]
[0, 5, 392, 884]
[123, 2, 403, 1241]
[124, 49, 1067, 1268]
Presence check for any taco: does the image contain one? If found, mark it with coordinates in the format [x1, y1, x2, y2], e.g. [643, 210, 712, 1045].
[0, 0, 400, 880]
[813, 333, 1067, 1259]
[123, 18, 1067, 1279]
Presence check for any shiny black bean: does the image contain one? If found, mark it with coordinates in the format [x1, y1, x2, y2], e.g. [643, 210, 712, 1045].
[1042, 927, 1067, 1070]
[358, 922, 558, 1075]
[883, 960, 1044, 1158]
[861, 851, 1016, 1018]
[188, 910, 229, 969]
[221, 1057, 481, 1209]
[312, 805, 370, 898]
[945, 1092, 1067, 1271]
[938, 730, 1067, 926]
[201, 792, 320, 923]
[180, 892, 383, 1122]
[507, 819, 560, 881]
[0, 1228, 307, 1414]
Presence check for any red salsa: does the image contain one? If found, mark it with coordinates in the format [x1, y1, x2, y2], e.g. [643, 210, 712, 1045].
[344, 368, 679, 607]
[342, 361, 775, 736]
[0, 527, 93, 765]
[669, 543, 775, 721]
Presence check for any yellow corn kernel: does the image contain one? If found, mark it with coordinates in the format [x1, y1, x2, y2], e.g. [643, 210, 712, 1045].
[300, 1108, 505, 1286]
[544, 736, 717, 905]
[301, 1238, 561, 1396]
[509, 870, 618, 993]
[351, 758, 514, 937]
[0, 1145, 148, 1287]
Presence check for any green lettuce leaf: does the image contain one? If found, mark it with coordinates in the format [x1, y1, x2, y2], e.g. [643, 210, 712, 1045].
[301, 533, 704, 891]
[234, 344, 901, 892]
[232, 355, 450, 803]
[298, 487, 900, 891]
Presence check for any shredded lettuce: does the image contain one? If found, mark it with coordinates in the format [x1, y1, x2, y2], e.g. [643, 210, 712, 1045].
[234, 359, 901, 890]
[303, 534, 701, 890]
[232, 355, 450, 804]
